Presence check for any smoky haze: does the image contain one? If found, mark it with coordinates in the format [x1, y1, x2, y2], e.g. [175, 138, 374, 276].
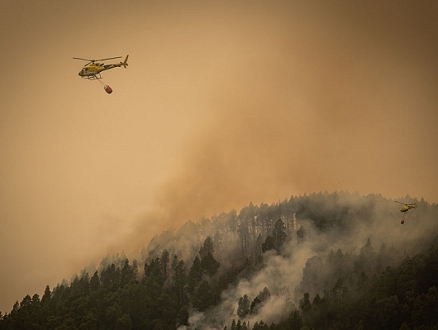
[133, 0, 438, 248]
[176, 193, 438, 329]
[1, 0, 437, 313]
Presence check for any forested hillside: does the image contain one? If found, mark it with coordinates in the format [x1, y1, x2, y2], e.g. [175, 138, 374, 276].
[1, 192, 437, 330]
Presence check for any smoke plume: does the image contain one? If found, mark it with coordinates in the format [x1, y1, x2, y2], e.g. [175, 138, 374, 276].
[128, 0, 438, 254]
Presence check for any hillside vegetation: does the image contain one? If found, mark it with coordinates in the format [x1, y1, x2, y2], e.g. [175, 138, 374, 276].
[1, 192, 437, 330]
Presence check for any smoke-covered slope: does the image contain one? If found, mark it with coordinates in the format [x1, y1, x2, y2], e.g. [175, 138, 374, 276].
[1, 192, 437, 330]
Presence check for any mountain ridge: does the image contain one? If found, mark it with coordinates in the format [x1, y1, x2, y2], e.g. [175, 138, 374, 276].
[1, 192, 437, 330]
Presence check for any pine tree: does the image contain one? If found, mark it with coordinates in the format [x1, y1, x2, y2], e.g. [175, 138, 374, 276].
[188, 256, 203, 294]
[193, 280, 212, 311]
[172, 259, 187, 305]
[237, 294, 250, 318]
[273, 219, 287, 251]
[161, 250, 170, 280]
[261, 235, 275, 253]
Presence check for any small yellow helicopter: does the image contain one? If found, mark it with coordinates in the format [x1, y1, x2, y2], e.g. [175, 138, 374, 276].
[73, 55, 129, 80]
[394, 201, 418, 213]
[394, 201, 418, 224]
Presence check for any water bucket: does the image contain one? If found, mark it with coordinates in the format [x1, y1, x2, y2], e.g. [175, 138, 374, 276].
[104, 85, 113, 94]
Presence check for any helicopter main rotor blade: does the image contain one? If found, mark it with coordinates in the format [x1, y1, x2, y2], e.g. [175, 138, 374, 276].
[394, 201, 417, 206]
[73, 57, 95, 61]
[94, 56, 122, 61]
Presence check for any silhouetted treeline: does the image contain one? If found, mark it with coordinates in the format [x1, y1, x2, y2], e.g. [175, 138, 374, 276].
[1, 192, 437, 329]
[0, 240, 228, 329]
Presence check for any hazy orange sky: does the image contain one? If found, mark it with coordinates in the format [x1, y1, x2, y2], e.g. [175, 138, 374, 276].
[1, 0, 437, 312]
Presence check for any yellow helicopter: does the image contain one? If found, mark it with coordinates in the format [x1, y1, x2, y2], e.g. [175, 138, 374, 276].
[73, 55, 129, 79]
[394, 201, 418, 224]
[394, 201, 418, 213]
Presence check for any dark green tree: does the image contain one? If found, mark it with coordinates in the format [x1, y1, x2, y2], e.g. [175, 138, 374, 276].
[200, 236, 215, 259]
[299, 293, 311, 313]
[172, 259, 187, 305]
[261, 235, 275, 253]
[121, 259, 136, 287]
[201, 252, 220, 277]
[101, 263, 120, 290]
[188, 256, 203, 294]
[160, 250, 170, 280]
[237, 294, 250, 318]
[273, 219, 287, 251]
[199, 237, 220, 276]
[250, 287, 271, 314]
[144, 258, 165, 287]
[193, 280, 212, 311]
[253, 320, 269, 329]
[41, 285, 51, 305]
[90, 271, 100, 292]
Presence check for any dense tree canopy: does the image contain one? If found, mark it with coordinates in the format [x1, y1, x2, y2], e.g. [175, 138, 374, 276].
[1, 192, 437, 330]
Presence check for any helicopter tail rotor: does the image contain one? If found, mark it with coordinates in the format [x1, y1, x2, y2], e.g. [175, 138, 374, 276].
[121, 55, 129, 68]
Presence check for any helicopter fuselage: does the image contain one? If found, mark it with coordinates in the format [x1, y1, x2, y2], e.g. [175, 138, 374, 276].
[78, 63, 123, 79]
[76, 55, 129, 79]
[394, 201, 417, 213]
[400, 204, 417, 212]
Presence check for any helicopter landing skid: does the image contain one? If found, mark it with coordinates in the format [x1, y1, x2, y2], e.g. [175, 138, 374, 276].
[83, 74, 102, 80]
